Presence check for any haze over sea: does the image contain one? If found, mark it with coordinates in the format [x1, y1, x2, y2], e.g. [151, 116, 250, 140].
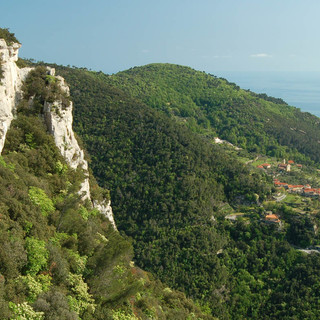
[215, 71, 320, 118]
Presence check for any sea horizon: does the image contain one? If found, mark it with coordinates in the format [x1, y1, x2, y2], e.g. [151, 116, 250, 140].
[214, 71, 320, 118]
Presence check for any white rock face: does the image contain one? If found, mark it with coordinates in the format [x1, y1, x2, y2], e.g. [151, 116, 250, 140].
[0, 40, 117, 229]
[43, 68, 117, 228]
[93, 200, 117, 230]
[214, 136, 242, 150]
[0, 39, 32, 153]
[43, 71, 91, 201]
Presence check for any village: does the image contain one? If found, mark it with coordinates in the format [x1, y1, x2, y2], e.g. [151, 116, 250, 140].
[257, 159, 320, 199]
[258, 159, 320, 227]
[225, 157, 320, 228]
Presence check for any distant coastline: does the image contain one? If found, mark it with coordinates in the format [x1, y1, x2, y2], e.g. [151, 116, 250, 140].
[214, 71, 320, 117]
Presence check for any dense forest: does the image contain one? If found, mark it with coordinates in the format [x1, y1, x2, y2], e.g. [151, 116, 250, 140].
[103, 63, 320, 165]
[2, 27, 320, 318]
[51, 64, 320, 319]
[0, 50, 214, 319]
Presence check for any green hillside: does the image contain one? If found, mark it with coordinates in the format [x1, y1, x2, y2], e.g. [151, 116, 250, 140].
[104, 63, 320, 165]
[0, 59, 215, 319]
[4, 24, 320, 319]
[52, 64, 320, 319]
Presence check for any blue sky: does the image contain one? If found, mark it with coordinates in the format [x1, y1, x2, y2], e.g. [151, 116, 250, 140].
[2, 0, 320, 74]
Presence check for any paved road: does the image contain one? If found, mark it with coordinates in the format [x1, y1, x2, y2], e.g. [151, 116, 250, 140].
[298, 249, 320, 254]
[273, 194, 287, 202]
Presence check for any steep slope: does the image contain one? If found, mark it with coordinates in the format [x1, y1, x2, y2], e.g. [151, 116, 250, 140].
[104, 63, 320, 165]
[53, 65, 273, 316]
[0, 33, 32, 153]
[53, 65, 320, 319]
[0, 31, 214, 320]
[1, 110, 213, 320]
[22, 65, 115, 227]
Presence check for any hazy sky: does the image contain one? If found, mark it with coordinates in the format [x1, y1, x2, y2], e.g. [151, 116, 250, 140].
[2, 0, 320, 74]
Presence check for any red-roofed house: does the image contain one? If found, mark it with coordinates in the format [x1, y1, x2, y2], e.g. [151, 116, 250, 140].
[288, 185, 304, 193]
[265, 214, 281, 225]
[304, 188, 318, 197]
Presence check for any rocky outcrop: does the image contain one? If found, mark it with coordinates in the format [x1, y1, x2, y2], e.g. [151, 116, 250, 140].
[93, 200, 117, 230]
[214, 136, 242, 150]
[43, 67, 116, 228]
[43, 68, 91, 200]
[0, 39, 116, 229]
[0, 39, 32, 153]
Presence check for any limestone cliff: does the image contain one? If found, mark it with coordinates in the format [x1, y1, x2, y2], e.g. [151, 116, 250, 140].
[43, 68, 91, 200]
[0, 38, 116, 229]
[0, 39, 32, 153]
[43, 67, 116, 229]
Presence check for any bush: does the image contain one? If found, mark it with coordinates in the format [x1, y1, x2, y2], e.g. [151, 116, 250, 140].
[9, 301, 44, 320]
[33, 289, 78, 320]
[25, 237, 49, 275]
[17, 274, 51, 303]
[29, 186, 55, 216]
[0, 28, 20, 45]
[0, 56, 3, 83]
[66, 273, 96, 316]
[21, 66, 70, 112]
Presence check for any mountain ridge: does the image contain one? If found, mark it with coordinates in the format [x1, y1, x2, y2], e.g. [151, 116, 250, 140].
[104, 63, 320, 165]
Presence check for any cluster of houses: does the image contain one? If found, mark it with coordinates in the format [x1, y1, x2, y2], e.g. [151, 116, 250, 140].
[274, 179, 320, 198]
[257, 160, 303, 172]
[226, 159, 316, 227]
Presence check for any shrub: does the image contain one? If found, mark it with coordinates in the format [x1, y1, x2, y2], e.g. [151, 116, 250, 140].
[66, 273, 96, 316]
[9, 301, 44, 320]
[111, 309, 139, 320]
[33, 289, 78, 320]
[25, 237, 48, 275]
[28, 186, 55, 216]
[0, 56, 3, 83]
[0, 28, 20, 45]
[17, 274, 51, 303]
[22, 66, 70, 111]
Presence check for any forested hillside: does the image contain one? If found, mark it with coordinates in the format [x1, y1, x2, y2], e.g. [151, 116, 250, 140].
[0, 44, 215, 319]
[55, 64, 269, 307]
[52, 64, 320, 319]
[104, 63, 320, 165]
[3, 19, 320, 319]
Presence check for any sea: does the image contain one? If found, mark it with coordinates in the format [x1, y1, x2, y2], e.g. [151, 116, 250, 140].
[213, 71, 320, 118]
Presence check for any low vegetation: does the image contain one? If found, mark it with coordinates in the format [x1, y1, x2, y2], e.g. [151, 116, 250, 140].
[0, 56, 3, 83]
[0, 28, 20, 45]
